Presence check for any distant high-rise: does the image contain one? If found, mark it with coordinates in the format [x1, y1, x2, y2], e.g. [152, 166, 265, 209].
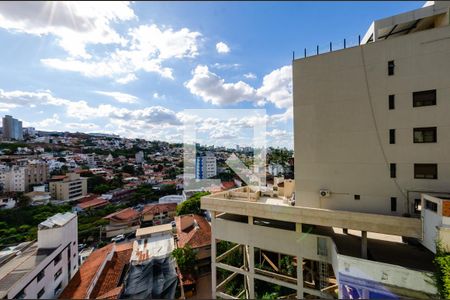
[195, 152, 217, 179]
[2, 115, 23, 141]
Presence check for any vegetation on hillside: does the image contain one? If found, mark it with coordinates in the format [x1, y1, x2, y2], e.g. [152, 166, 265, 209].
[176, 192, 210, 216]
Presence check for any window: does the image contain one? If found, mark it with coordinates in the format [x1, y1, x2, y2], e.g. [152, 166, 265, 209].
[54, 253, 62, 265]
[388, 60, 395, 76]
[37, 288, 45, 299]
[54, 282, 62, 297]
[354, 194, 360, 200]
[425, 200, 438, 212]
[389, 95, 395, 110]
[390, 163, 396, 178]
[414, 127, 437, 143]
[389, 129, 396, 144]
[15, 289, 26, 299]
[414, 199, 422, 214]
[37, 269, 45, 282]
[413, 90, 436, 107]
[54, 268, 62, 280]
[317, 237, 328, 256]
[391, 197, 397, 212]
[414, 164, 437, 179]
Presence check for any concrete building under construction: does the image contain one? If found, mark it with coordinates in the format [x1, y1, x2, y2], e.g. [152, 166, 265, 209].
[202, 2, 450, 299]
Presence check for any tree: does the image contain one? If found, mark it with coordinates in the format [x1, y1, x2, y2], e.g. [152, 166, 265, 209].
[176, 192, 210, 216]
[93, 184, 112, 194]
[172, 245, 197, 273]
[122, 164, 135, 175]
[16, 194, 31, 208]
[433, 241, 450, 299]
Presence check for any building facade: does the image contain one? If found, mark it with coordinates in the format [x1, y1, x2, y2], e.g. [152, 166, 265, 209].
[293, 1, 450, 216]
[2, 115, 23, 141]
[195, 153, 217, 179]
[49, 173, 87, 201]
[0, 212, 78, 299]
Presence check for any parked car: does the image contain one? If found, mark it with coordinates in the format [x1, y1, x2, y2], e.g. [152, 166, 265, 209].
[111, 234, 125, 242]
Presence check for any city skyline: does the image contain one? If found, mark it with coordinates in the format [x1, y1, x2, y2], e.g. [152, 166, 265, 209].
[0, 1, 423, 149]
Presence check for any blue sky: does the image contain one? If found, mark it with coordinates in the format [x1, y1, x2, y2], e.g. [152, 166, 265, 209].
[0, 1, 424, 148]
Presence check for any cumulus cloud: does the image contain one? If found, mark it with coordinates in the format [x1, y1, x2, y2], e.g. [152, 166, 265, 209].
[41, 24, 202, 81]
[211, 63, 240, 70]
[185, 65, 292, 112]
[153, 92, 165, 99]
[95, 91, 138, 103]
[185, 65, 259, 106]
[0, 1, 136, 58]
[244, 73, 257, 80]
[216, 42, 230, 54]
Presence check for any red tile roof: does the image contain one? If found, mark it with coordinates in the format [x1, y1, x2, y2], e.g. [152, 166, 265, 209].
[96, 286, 124, 299]
[221, 181, 236, 190]
[59, 244, 114, 299]
[142, 203, 177, 215]
[78, 198, 109, 210]
[104, 207, 140, 221]
[90, 243, 133, 298]
[175, 214, 211, 249]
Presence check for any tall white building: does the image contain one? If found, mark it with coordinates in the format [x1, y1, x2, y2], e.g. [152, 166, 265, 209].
[195, 152, 217, 179]
[2, 115, 23, 141]
[0, 212, 79, 299]
[135, 150, 144, 164]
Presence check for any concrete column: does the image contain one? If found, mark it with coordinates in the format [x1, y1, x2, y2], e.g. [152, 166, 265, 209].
[361, 231, 367, 259]
[248, 245, 255, 299]
[211, 211, 217, 299]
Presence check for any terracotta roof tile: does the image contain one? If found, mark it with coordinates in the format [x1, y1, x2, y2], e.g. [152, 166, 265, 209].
[59, 244, 114, 299]
[142, 203, 177, 215]
[78, 198, 108, 210]
[96, 286, 124, 299]
[104, 208, 140, 221]
[175, 214, 211, 249]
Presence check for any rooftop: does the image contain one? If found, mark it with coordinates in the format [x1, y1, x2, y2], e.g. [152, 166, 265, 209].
[77, 197, 109, 210]
[104, 208, 140, 221]
[175, 214, 212, 249]
[141, 202, 177, 215]
[136, 224, 173, 238]
[131, 232, 174, 263]
[38, 212, 76, 230]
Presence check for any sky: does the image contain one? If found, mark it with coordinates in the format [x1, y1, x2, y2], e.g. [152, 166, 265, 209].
[0, 1, 424, 149]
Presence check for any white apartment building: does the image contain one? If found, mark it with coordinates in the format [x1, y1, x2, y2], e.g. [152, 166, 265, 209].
[202, 2, 450, 299]
[0, 162, 49, 192]
[196, 152, 217, 179]
[294, 1, 450, 216]
[135, 150, 144, 164]
[0, 212, 79, 299]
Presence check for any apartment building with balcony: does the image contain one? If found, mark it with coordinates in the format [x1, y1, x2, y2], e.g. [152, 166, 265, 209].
[0, 212, 78, 299]
[49, 173, 87, 201]
[202, 2, 450, 299]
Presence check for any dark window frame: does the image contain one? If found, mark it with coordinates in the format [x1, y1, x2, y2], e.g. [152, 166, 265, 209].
[37, 269, 45, 282]
[390, 163, 396, 178]
[414, 199, 422, 214]
[388, 60, 395, 76]
[389, 95, 395, 110]
[37, 288, 45, 299]
[425, 200, 438, 212]
[389, 129, 396, 144]
[413, 90, 436, 107]
[414, 163, 438, 179]
[354, 195, 360, 200]
[414, 127, 437, 143]
[390, 197, 397, 212]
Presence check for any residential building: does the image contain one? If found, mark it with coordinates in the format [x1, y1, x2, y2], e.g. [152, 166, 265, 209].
[100, 187, 136, 203]
[202, 2, 450, 299]
[195, 152, 217, 179]
[25, 161, 49, 191]
[103, 208, 141, 238]
[60, 242, 133, 299]
[0, 196, 15, 209]
[75, 197, 109, 212]
[293, 1, 450, 216]
[174, 214, 212, 275]
[23, 127, 36, 137]
[141, 203, 177, 226]
[2, 115, 23, 141]
[135, 150, 144, 164]
[49, 173, 87, 201]
[159, 194, 185, 205]
[25, 191, 51, 206]
[0, 162, 48, 192]
[0, 212, 78, 299]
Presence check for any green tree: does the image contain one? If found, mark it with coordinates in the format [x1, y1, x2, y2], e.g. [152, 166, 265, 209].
[176, 192, 210, 216]
[93, 184, 113, 194]
[122, 164, 135, 175]
[16, 194, 31, 208]
[172, 245, 197, 273]
[433, 242, 450, 299]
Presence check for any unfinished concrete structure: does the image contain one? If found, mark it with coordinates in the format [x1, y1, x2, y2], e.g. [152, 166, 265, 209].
[202, 2, 450, 299]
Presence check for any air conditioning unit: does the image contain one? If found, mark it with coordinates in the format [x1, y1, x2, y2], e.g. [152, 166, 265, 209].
[319, 189, 330, 198]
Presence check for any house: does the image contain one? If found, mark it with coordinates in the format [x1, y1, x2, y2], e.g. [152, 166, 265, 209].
[60, 242, 133, 299]
[25, 191, 51, 206]
[141, 203, 177, 226]
[174, 214, 211, 275]
[103, 208, 141, 238]
[75, 197, 109, 212]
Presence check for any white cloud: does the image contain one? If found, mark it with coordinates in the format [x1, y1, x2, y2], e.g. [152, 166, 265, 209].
[116, 73, 138, 84]
[256, 65, 292, 109]
[185, 65, 259, 106]
[244, 72, 257, 80]
[153, 92, 165, 100]
[216, 42, 230, 54]
[41, 24, 202, 81]
[211, 63, 240, 70]
[185, 64, 292, 111]
[31, 114, 62, 130]
[0, 1, 136, 58]
[95, 91, 138, 103]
